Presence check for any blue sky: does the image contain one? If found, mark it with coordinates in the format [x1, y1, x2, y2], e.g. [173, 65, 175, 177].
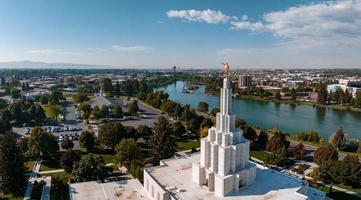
[0, 0, 360, 68]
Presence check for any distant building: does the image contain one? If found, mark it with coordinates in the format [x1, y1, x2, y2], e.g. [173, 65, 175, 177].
[238, 75, 252, 87]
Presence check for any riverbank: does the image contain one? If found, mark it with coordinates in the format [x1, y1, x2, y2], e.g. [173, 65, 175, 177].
[236, 94, 361, 113]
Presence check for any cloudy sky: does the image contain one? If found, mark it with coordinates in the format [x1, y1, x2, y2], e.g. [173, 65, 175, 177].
[0, 0, 361, 68]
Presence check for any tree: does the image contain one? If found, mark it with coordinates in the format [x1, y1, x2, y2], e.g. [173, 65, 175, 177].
[61, 150, 80, 173]
[293, 143, 304, 160]
[329, 127, 345, 148]
[291, 88, 297, 101]
[16, 137, 29, 155]
[354, 91, 361, 108]
[358, 142, 361, 153]
[317, 83, 328, 105]
[265, 146, 289, 167]
[97, 123, 126, 149]
[127, 101, 139, 115]
[235, 118, 246, 129]
[72, 155, 108, 182]
[149, 117, 176, 165]
[79, 131, 95, 152]
[243, 126, 257, 142]
[197, 101, 209, 113]
[200, 127, 208, 138]
[275, 91, 281, 100]
[266, 130, 290, 152]
[136, 125, 152, 139]
[255, 130, 268, 149]
[61, 137, 74, 150]
[115, 138, 143, 167]
[47, 104, 60, 119]
[210, 107, 220, 116]
[28, 127, 59, 157]
[113, 105, 123, 118]
[102, 78, 113, 93]
[91, 105, 101, 119]
[100, 105, 109, 118]
[0, 134, 26, 195]
[172, 121, 186, 137]
[72, 92, 89, 103]
[314, 146, 338, 164]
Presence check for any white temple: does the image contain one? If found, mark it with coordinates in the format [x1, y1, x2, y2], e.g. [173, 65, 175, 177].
[142, 64, 326, 200]
[192, 63, 257, 197]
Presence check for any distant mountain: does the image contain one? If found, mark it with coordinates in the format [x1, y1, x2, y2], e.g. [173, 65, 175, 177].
[0, 61, 121, 69]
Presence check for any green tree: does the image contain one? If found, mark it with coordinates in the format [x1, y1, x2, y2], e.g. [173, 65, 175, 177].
[61, 137, 74, 150]
[97, 123, 126, 149]
[79, 131, 95, 152]
[100, 105, 109, 118]
[136, 125, 152, 140]
[91, 105, 101, 119]
[47, 104, 60, 119]
[113, 105, 123, 118]
[115, 138, 143, 167]
[172, 121, 186, 137]
[72, 92, 90, 103]
[255, 130, 268, 149]
[243, 126, 257, 142]
[149, 117, 176, 165]
[127, 101, 139, 115]
[275, 91, 281, 100]
[210, 107, 220, 116]
[291, 88, 297, 101]
[72, 155, 108, 182]
[102, 78, 113, 93]
[60, 150, 80, 173]
[353, 91, 361, 108]
[328, 127, 345, 148]
[28, 127, 59, 157]
[317, 83, 328, 105]
[197, 101, 209, 113]
[0, 133, 26, 195]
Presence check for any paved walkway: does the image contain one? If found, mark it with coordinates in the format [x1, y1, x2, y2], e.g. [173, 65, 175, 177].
[24, 159, 42, 200]
[39, 169, 64, 174]
[23, 159, 52, 200]
[40, 176, 52, 200]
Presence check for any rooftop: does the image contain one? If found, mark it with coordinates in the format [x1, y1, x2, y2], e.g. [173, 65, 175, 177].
[69, 179, 149, 200]
[146, 153, 325, 200]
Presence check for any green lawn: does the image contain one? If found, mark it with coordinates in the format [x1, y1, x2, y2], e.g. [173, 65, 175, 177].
[83, 153, 115, 164]
[25, 160, 36, 173]
[40, 154, 63, 171]
[176, 138, 200, 151]
[250, 150, 270, 162]
[335, 184, 361, 194]
[0, 194, 23, 200]
[318, 186, 361, 200]
[41, 171, 70, 183]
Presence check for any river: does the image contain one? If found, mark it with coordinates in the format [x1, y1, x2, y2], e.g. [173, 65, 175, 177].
[157, 81, 361, 139]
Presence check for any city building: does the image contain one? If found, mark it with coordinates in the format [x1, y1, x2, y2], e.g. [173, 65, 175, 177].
[143, 65, 326, 200]
[238, 74, 252, 87]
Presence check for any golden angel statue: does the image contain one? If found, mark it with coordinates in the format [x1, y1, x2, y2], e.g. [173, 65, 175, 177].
[223, 62, 230, 77]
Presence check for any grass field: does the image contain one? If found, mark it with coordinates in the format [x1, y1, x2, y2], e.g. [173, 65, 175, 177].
[0, 194, 23, 200]
[41, 171, 70, 182]
[176, 138, 200, 151]
[318, 186, 361, 200]
[83, 152, 115, 164]
[250, 150, 270, 162]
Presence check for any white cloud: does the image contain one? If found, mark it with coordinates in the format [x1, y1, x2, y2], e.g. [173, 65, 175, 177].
[112, 45, 154, 53]
[230, 0, 361, 44]
[27, 49, 87, 56]
[87, 48, 108, 52]
[166, 9, 230, 24]
[230, 21, 265, 32]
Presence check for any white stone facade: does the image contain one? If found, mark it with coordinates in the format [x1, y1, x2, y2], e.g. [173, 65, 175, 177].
[192, 77, 257, 197]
